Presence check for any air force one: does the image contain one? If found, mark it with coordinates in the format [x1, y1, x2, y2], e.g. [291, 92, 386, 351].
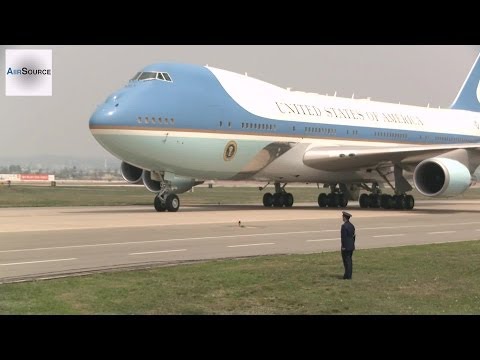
[89, 54, 480, 212]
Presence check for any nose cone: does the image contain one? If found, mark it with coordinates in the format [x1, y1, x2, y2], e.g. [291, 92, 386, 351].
[89, 86, 132, 129]
[89, 101, 120, 129]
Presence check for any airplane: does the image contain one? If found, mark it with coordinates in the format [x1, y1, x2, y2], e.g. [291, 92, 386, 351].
[89, 53, 480, 212]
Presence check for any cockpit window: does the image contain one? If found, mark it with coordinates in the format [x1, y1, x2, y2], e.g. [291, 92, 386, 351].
[138, 72, 157, 81]
[130, 72, 141, 81]
[130, 71, 173, 82]
[162, 73, 172, 82]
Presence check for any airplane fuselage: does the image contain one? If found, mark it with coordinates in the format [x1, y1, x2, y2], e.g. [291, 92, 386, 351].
[89, 63, 480, 185]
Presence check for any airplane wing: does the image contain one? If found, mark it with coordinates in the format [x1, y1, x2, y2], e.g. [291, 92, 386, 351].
[303, 143, 480, 171]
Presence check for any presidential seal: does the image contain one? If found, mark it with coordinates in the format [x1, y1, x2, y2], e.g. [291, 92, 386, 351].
[223, 141, 237, 161]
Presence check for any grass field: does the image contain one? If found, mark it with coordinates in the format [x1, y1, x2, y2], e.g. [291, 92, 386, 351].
[1, 241, 479, 314]
[2, 184, 480, 208]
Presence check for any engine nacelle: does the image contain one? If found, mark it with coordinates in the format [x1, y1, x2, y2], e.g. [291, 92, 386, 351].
[120, 161, 143, 184]
[413, 157, 473, 197]
[142, 170, 161, 192]
[142, 170, 203, 194]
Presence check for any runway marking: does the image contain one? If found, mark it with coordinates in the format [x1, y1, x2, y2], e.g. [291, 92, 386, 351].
[306, 238, 339, 242]
[129, 249, 187, 255]
[360, 222, 480, 231]
[0, 258, 76, 266]
[0, 230, 337, 253]
[373, 234, 406, 238]
[228, 243, 274, 248]
[0, 212, 446, 234]
[1, 221, 480, 254]
[428, 231, 456, 235]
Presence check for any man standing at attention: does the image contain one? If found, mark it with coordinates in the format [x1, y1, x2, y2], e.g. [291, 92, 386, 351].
[340, 211, 356, 280]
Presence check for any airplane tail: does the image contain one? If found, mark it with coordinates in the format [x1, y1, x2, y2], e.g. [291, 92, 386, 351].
[450, 53, 480, 112]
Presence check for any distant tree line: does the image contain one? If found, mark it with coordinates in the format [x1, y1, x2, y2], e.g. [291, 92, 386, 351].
[0, 165, 26, 173]
[0, 165, 122, 180]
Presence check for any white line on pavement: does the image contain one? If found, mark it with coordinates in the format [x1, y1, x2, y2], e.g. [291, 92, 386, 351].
[129, 249, 187, 255]
[228, 243, 275, 248]
[306, 238, 340, 242]
[0, 258, 77, 266]
[2, 221, 480, 254]
[373, 234, 406, 238]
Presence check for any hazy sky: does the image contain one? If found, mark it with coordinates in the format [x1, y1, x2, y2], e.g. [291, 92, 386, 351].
[1, 45, 479, 159]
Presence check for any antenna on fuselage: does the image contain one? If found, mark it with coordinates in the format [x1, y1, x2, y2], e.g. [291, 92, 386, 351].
[352, 93, 355, 99]
[334, 91, 337, 97]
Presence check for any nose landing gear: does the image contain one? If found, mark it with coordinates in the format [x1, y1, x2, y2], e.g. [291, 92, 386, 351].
[153, 177, 180, 212]
[154, 193, 180, 212]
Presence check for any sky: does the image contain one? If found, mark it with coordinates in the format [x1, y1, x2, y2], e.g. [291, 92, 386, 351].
[1, 45, 479, 161]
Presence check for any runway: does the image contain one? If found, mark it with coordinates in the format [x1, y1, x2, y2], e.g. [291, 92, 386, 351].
[1, 200, 480, 283]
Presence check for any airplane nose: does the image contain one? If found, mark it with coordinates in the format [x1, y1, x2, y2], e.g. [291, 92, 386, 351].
[89, 86, 133, 129]
[89, 99, 119, 128]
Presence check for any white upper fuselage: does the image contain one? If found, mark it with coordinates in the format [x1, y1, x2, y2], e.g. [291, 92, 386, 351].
[208, 66, 480, 138]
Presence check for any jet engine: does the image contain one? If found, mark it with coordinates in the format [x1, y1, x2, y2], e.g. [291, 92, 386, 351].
[120, 161, 143, 184]
[413, 157, 474, 197]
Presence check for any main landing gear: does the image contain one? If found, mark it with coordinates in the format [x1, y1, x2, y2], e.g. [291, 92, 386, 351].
[317, 184, 349, 208]
[262, 182, 294, 208]
[358, 184, 415, 210]
[153, 181, 180, 212]
[360, 165, 416, 210]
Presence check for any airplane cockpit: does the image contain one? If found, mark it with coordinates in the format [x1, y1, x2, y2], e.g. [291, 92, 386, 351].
[129, 71, 173, 82]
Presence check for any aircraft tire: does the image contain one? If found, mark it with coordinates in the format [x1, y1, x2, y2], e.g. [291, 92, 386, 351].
[284, 193, 294, 207]
[263, 193, 274, 207]
[166, 194, 180, 212]
[154, 195, 167, 212]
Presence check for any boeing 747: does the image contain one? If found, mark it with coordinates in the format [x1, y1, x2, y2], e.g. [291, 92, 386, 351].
[89, 54, 480, 212]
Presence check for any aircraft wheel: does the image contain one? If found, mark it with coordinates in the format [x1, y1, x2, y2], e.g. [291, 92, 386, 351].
[318, 193, 328, 207]
[154, 195, 167, 212]
[405, 195, 415, 210]
[284, 193, 294, 207]
[263, 193, 274, 207]
[166, 194, 180, 212]
[381, 194, 392, 209]
[394, 195, 406, 210]
[369, 194, 380, 208]
[359, 193, 369, 208]
[338, 194, 348, 208]
[327, 193, 339, 207]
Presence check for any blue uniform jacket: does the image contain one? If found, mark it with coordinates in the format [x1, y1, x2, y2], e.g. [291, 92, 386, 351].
[341, 221, 356, 251]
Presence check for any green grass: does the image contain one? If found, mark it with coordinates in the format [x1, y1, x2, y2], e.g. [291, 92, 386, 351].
[0, 185, 153, 207]
[1, 241, 479, 314]
[2, 185, 480, 208]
